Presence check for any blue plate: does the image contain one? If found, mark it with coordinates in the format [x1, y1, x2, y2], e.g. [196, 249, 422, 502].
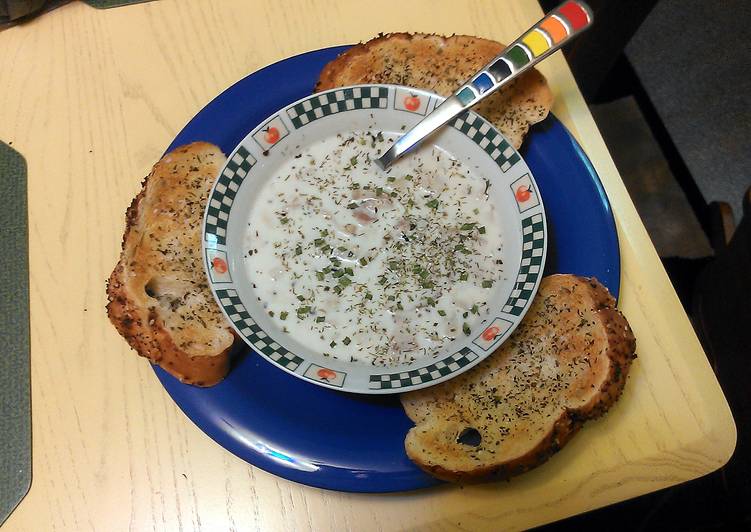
[157, 46, 620, 493]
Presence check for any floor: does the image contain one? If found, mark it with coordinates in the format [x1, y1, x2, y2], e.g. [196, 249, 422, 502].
[590, 97, 712, 259]
[624, 0, 751, 221]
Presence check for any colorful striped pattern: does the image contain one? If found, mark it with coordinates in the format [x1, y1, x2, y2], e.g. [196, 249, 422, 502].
[457, 1, 591, 106]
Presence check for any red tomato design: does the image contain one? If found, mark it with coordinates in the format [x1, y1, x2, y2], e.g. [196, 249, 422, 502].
[317, 368, 337, 381]
[515, 185, 532, 202]
[264, 126, 281, 144]
[481, 325, 501, 341]
[211, 257, 228, 274]
[404, 94, 421, 111]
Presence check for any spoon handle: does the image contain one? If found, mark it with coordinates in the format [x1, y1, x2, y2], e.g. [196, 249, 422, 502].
[376, 1, 593, 170]
[454, 0, 593, 108]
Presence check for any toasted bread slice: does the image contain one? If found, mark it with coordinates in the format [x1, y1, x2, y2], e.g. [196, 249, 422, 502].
[315, 33, 553, 149]
[107, 142, 234, 386]
[401, 274, 636, 482]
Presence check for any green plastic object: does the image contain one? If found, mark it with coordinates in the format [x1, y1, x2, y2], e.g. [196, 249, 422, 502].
[0, 141, 31, 525]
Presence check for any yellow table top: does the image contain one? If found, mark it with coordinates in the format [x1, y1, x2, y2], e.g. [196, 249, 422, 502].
[0, 0, 736, 530]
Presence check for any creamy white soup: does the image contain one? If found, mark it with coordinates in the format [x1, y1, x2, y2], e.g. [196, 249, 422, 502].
[243, 129, 504, 366]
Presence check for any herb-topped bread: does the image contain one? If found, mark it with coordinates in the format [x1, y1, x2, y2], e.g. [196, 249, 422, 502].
[401, 274, 636, 482]
[315, 33, 554, 149]
[107, 142, 234, 386]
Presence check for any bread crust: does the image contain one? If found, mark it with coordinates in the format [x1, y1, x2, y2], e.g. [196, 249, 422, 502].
[106, 142, 234, 386]
[401, 275, 636, 482]
[315, 33, 553, 149]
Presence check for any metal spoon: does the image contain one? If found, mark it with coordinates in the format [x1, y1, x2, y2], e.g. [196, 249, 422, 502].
[375, 0, 593, 170]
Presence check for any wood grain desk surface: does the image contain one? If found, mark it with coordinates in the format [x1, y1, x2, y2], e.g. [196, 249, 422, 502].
[0, 0, 735, 530]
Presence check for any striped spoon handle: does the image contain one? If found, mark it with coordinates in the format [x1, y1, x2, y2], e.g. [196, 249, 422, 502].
[375, 1, 593, 170]
[454, 1, 593, 107]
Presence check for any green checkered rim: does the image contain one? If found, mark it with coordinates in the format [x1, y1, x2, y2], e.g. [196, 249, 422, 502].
[452, 111, 520, 172]
[368, 347, 479, 390]
[215, 288, 303, 370]
[205, 146, 255, 246]
[503, 213, 545, 315]
[286, 87, 389, 129]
